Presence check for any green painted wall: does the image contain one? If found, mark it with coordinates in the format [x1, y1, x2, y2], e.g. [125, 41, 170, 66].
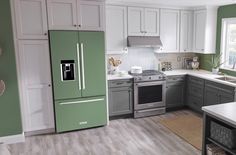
[199, 4, 236, 76]
[0, 0, 22, 136]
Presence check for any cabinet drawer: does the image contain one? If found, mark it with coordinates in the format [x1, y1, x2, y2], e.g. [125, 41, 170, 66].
[188, 96, 203, 112]
[188, 76, 204, 86]
[167, 75, 185, 83]
[109, 79, 133, 88]
[189, 83, 204, 98]
[205, 81, 235, 95]
[55, 97, 107, 132]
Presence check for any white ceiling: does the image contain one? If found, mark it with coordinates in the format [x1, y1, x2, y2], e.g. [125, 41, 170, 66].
[108, 0, 236, 7]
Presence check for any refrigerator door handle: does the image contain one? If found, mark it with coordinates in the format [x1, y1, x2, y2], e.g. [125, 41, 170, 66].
[76, 43, 82, 90]
[59, 98, 104, 105]
[81, 43, 85, 90]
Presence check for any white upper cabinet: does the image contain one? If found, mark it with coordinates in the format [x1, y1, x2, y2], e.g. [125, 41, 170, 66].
[128, 7, 160, 36]
[144, 8, 160, 36]
[193, 7, 217, 54]
[47, 0, 78, 30]
[14, 0, 48, 39]
[128, 7, 144, 36]
[180, 10, 193, 52]
[47, 0, 105, 31]
[79, 1, 104, 31]
[160, 9, 180, 53]
[106, 5, 127, 54]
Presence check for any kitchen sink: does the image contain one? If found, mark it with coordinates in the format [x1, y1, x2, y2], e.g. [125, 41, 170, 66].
[216, 76, 236, 83]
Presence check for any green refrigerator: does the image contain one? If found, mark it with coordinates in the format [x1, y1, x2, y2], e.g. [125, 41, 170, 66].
[49, 31, 107, 133]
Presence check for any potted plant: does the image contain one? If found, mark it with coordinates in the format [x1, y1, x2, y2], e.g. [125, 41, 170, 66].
[207, 54, 224, 74]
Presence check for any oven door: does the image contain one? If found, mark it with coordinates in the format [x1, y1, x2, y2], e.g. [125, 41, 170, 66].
[134, 81, 166, 110]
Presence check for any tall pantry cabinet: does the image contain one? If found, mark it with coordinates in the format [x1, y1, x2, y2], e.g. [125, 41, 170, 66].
[11, 0, 54, 133]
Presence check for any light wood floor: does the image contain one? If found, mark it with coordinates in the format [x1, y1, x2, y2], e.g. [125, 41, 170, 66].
[0, 110, 201, 155]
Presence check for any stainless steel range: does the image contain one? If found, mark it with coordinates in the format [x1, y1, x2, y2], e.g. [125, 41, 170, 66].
[130, 70, 166, 118]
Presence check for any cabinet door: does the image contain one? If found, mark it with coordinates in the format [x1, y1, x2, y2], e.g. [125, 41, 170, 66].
[78, 32, 106, 97]
[144, 8, 160, 36]
[109, 87, 133, 116]
[18, 40, 54, 132]
[180, 10, 193, 52]
[193, 10, 206, 52]
[204, 87, 219, 106]
[160, 9, 180, 53]
[78, 1, 104, 31]
[47, 0, 78, 30]
[219, 91, 234, 104]
[166, 82, 185, 108]
[49, 31, 82, 100]
[106, 5, 127, 54]
[14, 0, 48, 39]
[128, 7, 144, 36]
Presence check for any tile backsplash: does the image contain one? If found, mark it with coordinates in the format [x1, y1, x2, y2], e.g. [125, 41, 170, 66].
[107, 48, 196, 72]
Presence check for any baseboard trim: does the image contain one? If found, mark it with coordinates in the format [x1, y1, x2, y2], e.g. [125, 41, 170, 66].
[25, 128, 55, 137]
[0, 133, 25, 145]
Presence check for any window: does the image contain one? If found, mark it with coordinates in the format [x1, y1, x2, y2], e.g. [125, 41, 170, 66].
[221, 18, 236, 69]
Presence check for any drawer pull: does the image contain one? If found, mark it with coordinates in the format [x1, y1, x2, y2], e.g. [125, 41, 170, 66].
[60, 98, 104, 105]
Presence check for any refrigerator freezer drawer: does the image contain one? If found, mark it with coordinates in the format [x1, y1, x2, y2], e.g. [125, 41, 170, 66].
[55, 96, 107, 133]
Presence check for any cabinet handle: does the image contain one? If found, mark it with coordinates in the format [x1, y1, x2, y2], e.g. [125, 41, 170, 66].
[60, 98, 104, 105]
[81, 43, 85, 90]
[77, 43, 82, 90]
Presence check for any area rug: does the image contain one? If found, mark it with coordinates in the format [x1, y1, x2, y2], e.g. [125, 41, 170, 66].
[159, 114, 202, 150]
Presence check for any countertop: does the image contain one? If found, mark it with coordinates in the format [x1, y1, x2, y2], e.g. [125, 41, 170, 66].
[202, 102, 236, 126]
[107, 69, 236, 87]
[164, 69, 236, 87]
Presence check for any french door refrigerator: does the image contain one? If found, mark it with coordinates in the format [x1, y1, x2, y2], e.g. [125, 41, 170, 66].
[49, 31, 107, 133]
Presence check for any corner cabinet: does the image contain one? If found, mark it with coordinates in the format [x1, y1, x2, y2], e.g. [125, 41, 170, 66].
[13, 0, 48, 39]
[166, 76, 185, 109]
[160, 9, 180, 53]
[128, 7, 160, 36]
[106, 5, 128, 54]
[180, 10, 193, 52]
[192, 7, 217, 54]
[47, 0, 104, 31]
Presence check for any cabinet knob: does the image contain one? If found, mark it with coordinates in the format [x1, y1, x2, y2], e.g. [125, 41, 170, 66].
[48, 84, 51, 87]
[44, 33, 47, 36]
[201, 49, 204, 51]
[78, 25, 81, 27]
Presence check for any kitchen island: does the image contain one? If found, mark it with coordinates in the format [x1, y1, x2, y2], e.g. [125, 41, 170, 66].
[202, 102, 236, 155]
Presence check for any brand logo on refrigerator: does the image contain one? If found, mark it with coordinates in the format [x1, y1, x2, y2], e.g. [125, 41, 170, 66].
[79, 121, 88, 125]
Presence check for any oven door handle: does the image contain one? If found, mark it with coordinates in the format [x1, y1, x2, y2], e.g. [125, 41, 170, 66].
[135, 81, 166, 87]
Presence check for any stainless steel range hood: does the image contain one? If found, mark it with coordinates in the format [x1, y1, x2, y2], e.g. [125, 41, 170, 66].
[127, 36, 163, 48]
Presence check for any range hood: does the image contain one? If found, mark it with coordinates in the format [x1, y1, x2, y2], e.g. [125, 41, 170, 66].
[127, 36, 163, 48]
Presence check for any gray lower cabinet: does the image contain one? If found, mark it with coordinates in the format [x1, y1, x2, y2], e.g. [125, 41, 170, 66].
[187, 76, 204, 112]
[108, 79, 133, 117]
[204, 81, 235, 106]
[166, 75, 185, 108]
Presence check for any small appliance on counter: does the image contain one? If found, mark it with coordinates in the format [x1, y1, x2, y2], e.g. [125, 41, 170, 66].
[183, 57, 193, 69]
[191, 57, 200, 70]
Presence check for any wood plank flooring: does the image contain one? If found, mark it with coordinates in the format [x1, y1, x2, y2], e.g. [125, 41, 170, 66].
[0, 110, 201, 155]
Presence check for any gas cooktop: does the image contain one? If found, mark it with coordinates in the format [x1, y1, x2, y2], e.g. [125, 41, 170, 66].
[129, 70, 166, 82]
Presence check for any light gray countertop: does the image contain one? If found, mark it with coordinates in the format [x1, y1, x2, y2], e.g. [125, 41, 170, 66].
[107, 69, 236, 88]
[202, 102, 236, 126]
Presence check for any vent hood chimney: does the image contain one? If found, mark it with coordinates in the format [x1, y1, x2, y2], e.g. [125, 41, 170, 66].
[127, 36, 163, 48]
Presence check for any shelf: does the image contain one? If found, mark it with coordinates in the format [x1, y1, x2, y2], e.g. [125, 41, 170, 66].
[207, 137, 236, 155]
